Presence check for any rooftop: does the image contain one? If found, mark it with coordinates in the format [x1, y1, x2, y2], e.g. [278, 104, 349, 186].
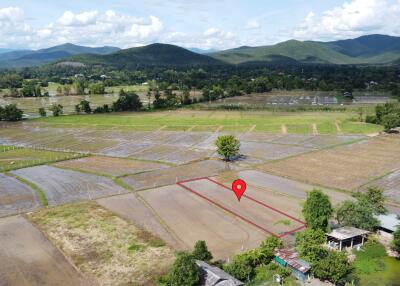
[196, 260, 244, 286]
[375, 213, 400, 232]
[275, 248, 311, 273]
[326, 226, 370, 240]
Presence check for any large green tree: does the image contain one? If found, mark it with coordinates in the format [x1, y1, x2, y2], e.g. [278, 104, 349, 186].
[336, 200, 379, 231]
[168, 252, 200, 286]
[356, 187, 387, 215]
[313, 251, 354, 285]
[295, 228, 327, 264]
[215, 135, 240, 161]
[192, 240, 213, 262]
[302, 189, 333, 231]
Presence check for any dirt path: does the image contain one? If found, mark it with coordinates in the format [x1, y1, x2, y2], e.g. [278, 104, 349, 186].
[281, 124, 288, 134]
[312, 123, 319, 135]
[216, 125, 224, 132]
[0, 216, 88, 286]
[187, 125, 196, 132]
[247, 125, 257, 133]
[335, 121, 342, 134]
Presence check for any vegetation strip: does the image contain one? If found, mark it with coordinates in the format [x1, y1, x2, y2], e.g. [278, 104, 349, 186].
[6, 172, 48, 206]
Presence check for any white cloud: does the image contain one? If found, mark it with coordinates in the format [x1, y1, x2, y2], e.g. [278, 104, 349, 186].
[294, 0, 400, 40]
[245, 20, 260, 30]
[0, 7, 33, 47]
[57, 10, 99, 26]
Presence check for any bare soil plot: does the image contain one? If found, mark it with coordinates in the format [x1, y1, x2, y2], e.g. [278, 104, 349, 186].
[54, 156, 169, 176]
[217, 170, 353, 206]
[12, 166, 128, 206]
[122, 160, 231, 190]
[238, 141, 312, 161]
[157, 147, 215, 165]
[0, 173, 41, 217]
[178, 178, 305, 237]
[140, 185, 266, 259]
[0, 215, 87, 286]
[360, 170, 400, 203]
[28, 202, 174, 286]
[260, 134, 400, 190]
[97, 193, 184, 249]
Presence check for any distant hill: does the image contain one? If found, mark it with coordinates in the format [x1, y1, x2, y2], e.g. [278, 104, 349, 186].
[210, 34, 400, 65]
[66, 43, 225, 68]
[0, 43, 120, 68]
[188, 48, 220, 54]
[0, 48, 16, 54]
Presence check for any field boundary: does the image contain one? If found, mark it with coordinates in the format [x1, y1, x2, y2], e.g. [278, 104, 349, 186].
[177, 177, 306, 238]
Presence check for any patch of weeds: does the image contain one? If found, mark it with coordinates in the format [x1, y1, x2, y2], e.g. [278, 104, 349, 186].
[6, 172, 48, 206]
[136, 230, 165, 247]
[274, 219, 291, 226]
[128, 242, 145, 252]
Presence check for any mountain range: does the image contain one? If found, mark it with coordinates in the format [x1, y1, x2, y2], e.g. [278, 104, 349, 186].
[0, 34, 399, 69]
[0, 43, 120, 68]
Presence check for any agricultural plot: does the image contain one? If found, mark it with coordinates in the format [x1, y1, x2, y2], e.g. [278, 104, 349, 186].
[0, 173, 41, 217]
[28, 202, 175, 286]
[12, 165, 128, 206]
[0, 215, 87, 286]
[55, 156, 169, 176]
[139, 185, 266, 259]
[261, 134, 400, 191]
[360, 170, 400, 203]
[0, 146, 81, 172]
[122, 160, 231, 190]
[97, 193, 184, 249]
[178, 177, 305, 237]
[217, 170, 353, 205]
[33, 110, 383, 135]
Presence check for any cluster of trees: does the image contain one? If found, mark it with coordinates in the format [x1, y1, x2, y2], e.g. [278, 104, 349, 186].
[0, 104, 23, 121]
[366, 102, 400, 130]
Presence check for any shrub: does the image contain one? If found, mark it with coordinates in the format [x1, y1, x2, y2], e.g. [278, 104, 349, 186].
[168, 252, 200, 286]
[381, 113, 400, 130]
[192, 240, 213, 262]
[2, 104, 23, 121]
[50, 104, 63, 117]
[215, 135, 240, 161]
[38, 107, 46, 117]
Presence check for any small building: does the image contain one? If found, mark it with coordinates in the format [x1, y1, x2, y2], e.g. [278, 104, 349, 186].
[326, 226, 369, 251]
[375, 213, 400, 239]
[274, 248, 311, 284]
[196, 260, 244, 286]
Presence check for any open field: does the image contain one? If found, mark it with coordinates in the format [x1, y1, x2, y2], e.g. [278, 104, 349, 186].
[216, 170, 353, 205]
[122, 160, 232, 190]
[0, 146, 81, 172]
[31, 110, 383, 134]
[0, 215, 87, 286]
[0, 94, 119, 117]
[0, 173, 41, 217]
[54, 156, 169, 176]
[139, 184, 267, 259]
[260, 134, 400, 192]
[28, 202, 175, 286]
[12, 165, 128, 206]
[360, 169, 400, 203]
[178, 177, 305, 237]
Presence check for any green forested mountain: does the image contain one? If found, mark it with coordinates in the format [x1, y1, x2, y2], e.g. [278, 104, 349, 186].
[209, 34, 400, 65]
[64, 43, 225, 68]
[0, 43, 120, 68]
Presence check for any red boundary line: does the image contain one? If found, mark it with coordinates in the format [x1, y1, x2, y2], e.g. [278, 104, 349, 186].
[177, 177, 306, 238]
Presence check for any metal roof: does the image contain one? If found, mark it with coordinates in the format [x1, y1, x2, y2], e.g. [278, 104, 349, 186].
[375, 213, 400, 232]
[196, 260, 244, 286]
[326, 226, 370, 240]
[274, 248, 311, 273]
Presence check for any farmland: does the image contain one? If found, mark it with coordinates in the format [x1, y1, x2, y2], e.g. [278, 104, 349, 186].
[0, 108, 399, 285]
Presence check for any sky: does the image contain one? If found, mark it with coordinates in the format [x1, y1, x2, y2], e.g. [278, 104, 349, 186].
[0, 0, 399, 50]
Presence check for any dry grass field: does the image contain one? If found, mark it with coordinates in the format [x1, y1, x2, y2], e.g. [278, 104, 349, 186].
[28, 202, 174, 286]
[260, 134, 400, 191]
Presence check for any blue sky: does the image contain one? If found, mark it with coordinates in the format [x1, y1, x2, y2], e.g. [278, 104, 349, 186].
[0, 0, 399, 49]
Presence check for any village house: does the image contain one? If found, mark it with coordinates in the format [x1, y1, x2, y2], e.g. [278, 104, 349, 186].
[196, 260, 244, 286]
[326, 226, 370, 251]
[375, 213, 400, 239]
[274, 248, 311, 284]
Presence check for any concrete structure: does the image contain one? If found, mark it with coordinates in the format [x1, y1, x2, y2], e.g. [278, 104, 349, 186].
[274, 248, 311, 284]
[375, 213, 400, 239]
[326, 226, 369, 250]
[196, 260, 244, 286]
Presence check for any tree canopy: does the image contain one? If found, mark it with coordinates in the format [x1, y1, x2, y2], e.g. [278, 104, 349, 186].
[215, 135, 240, 161]
[192, 240, 213, 262]
[302, 189, 333, 231]
[168, 252, 200, 286]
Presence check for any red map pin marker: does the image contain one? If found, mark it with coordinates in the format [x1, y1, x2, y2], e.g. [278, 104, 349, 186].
[232, 179, 246, 201]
